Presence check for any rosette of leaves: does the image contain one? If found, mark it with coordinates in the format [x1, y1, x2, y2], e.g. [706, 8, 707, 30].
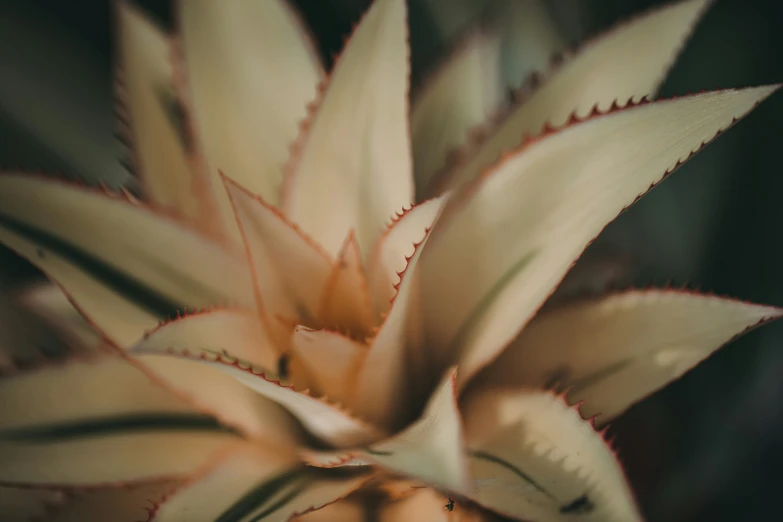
[0, 0, 779, 520]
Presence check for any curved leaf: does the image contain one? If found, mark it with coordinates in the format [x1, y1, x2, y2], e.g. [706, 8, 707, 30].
[358, 368, 470, 495]
[411, 32, 503, 194]
[0, 175, 253, 344]
[283, 0, 414, 257]
[416, 87, 778, 389]
[223, 177, 332, 347]
[318, 232, 373, 337]
[440, 0, 713, 192]
[0, 354, 192, 432]
[462, 387, 640, 521]
[353, 231, 430, 430]
[132, 338, 383, 449]
[366, 197, 444, 321]
[130, 309, 303, 445]
[178, 0, 323, 221]
[118, 2, 219, 236]
[152, 444, 367, 522]
[290, 327, 366, 406]
[478, 289, 782, 422]
[0, 426, 237, 487]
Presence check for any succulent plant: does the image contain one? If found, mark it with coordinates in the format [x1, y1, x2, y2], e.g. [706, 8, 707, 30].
[0, 0, 778, 520]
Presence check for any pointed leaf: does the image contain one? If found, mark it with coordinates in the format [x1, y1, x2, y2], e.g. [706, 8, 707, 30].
[0, 223, 160, 347]
[118, 2, 219, 236]
[0, 427, 238, 487]
[224, 178, 332, 345]
[479, 290, 782, 422]
[411, 32, 503, 194]
[131, 341, 384, 449]
[0, 175, 253, 344]
[440, 0, 713, 192]
[358, 368, 470, 495]
[353, 232, 430, 430]
[0, 336, 240, 489]
[366, 197, 444, 321]
[462, 387, 641, 521]
[0, 354, 192, 432]
[318, 233, 373, 337]
[283, 0, 414, 257]
[291, 327, 366, 406]
[130, 309, 303, 445]
[47, 480, 177, 522]
[179, 0, 323, 221]
[416, 87, 779, 388]
[153, 445, 367, 522]
[137, 308, 278, 370]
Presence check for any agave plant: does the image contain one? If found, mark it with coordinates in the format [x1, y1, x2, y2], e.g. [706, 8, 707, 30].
[0, 0, 779, 520]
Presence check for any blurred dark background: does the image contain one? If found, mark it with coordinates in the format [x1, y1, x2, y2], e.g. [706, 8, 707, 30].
[0, 0, 781, 520]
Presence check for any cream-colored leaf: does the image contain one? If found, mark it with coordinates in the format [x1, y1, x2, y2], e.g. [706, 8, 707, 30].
[318, 232, 373, 337]
[283, 0, 414, 257]
[179, 0, 322, 223]
[0, 223, 160, 347]
[224, 178, 332, 346]
[291, 327, 366, 406]
[479, 290, 781, 422]
[411, 32, 503, 194]
[358, 368, 470, 494]
[462, 388, 640, 522]
[0, 338, 239, 489]
[132, 343, 383, 449]
[0, 354, 193, 432]
[353, 233, 430, 431]
[0, 487, 65, 521]
[118, 2, 219, 236]
[366, 197, 444, 321]
[130, 309, 302, 445]
[153, 445, 367, 522]
[0, 175, 253, 343]
[47, 481, 177, 522]
[442, 0, 713, 191]
[136, 308, 278, 370]
[0, 430, 237, 486]
[417, 87, 779, 389]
